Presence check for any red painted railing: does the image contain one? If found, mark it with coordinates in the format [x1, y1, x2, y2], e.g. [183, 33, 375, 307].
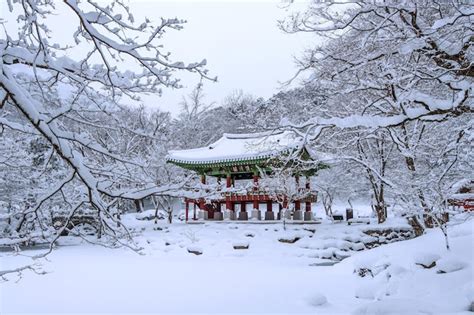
[185, 190, 317, 204]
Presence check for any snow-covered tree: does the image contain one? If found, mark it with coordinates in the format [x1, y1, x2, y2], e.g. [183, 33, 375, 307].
[0, 0, 213, 275]
[280, 0, 473, 231]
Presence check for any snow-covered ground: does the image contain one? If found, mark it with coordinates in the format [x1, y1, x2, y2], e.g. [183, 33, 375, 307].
[325, 200, 374, 217]
[0, 214, 472, 314]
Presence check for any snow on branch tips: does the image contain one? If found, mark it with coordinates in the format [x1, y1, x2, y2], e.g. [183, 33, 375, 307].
[0, 0, 215, 273]
[278, 0, 473, 229]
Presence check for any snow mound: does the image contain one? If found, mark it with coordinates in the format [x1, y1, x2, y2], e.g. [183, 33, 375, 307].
[386, 264, 408, 277]
[164, 238, 177, 246]
[354, 298, 432, 314]
[243, 230, 256, 238]
[343, 234, 362, 243]
[449, 227, 473, 238]
[350, 242, 365, 251]
[308, 293, 327, 306]
[413, 252, 441, 269]
[354, 257, 390, 277]
[278, 231, 310, 243]
[354, 283, 377, 300]
[186, 246, 203, 255]
[334, 250, 351, 260]
[135, 210, 159, 221]
[318, 248, 337, 259]
[436, 258, 467, 273]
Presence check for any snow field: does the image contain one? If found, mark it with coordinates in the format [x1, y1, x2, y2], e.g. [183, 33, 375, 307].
[0, 215, 472, 314]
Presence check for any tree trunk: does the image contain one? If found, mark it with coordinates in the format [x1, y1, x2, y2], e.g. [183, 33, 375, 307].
[374, 204, 387, 224]
[407, 215, 424, 237]
[135, 199, 143, 213]
[168, 207, 172, 224]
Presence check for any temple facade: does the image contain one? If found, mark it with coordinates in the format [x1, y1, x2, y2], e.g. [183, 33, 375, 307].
[166, 131, 324, 222]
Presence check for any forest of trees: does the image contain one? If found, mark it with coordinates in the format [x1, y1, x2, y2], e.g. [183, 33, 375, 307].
[0, 0, 472, 264]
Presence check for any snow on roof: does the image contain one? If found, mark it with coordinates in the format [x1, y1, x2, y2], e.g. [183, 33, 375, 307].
[166, 130, 304, 165]
[450, 193, 474, 200]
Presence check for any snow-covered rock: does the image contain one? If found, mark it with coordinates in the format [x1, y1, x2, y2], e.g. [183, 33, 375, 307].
[135, 210, 160, 221]
[278, 232, 303, 244]
[436, 258, 467, 273]
[318, 248, 336, 259]
[413, 252, 440, 269]
[244, 231, 255, 238]
[343, 234, 362, 243]
[233, 241, 249, 250]
[350, 242, 366, 251]
[187, 246, 203, 255]
[334, 250, 351, 260]
[354, 257, 390, 277]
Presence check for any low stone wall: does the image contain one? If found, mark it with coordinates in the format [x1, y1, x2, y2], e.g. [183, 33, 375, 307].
[362, 227, 417, 249]
[301, 225, 417, 264]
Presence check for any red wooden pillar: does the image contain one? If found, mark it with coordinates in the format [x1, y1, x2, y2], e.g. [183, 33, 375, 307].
[239, 201, 248, 220]
[193, 202, 197, 220]
[305, 177, 311, 212]
[185, 200, 189, 222]
[199, 174, 206, 218]
[295, 200, 301, 211]
[226, 174, 232, 211]
[266, 201, 272, 212]
[241, 201, 247, 213]
[253, 174, 259, 210]
[294, 175, 301, 210]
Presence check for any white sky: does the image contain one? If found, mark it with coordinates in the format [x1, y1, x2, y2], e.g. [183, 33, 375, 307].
[1, 0, 317, 116]
[135, 0, 316, 115]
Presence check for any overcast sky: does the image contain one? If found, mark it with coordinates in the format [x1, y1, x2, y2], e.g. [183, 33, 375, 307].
[1, 0, 316, 116]
[132, 0, 315, 115]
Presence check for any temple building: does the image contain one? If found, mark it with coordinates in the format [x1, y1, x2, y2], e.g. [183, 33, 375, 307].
[166, 131, 324, 222]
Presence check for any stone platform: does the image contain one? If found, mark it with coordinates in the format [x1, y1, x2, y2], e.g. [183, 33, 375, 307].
[186, 220, 321, 225]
